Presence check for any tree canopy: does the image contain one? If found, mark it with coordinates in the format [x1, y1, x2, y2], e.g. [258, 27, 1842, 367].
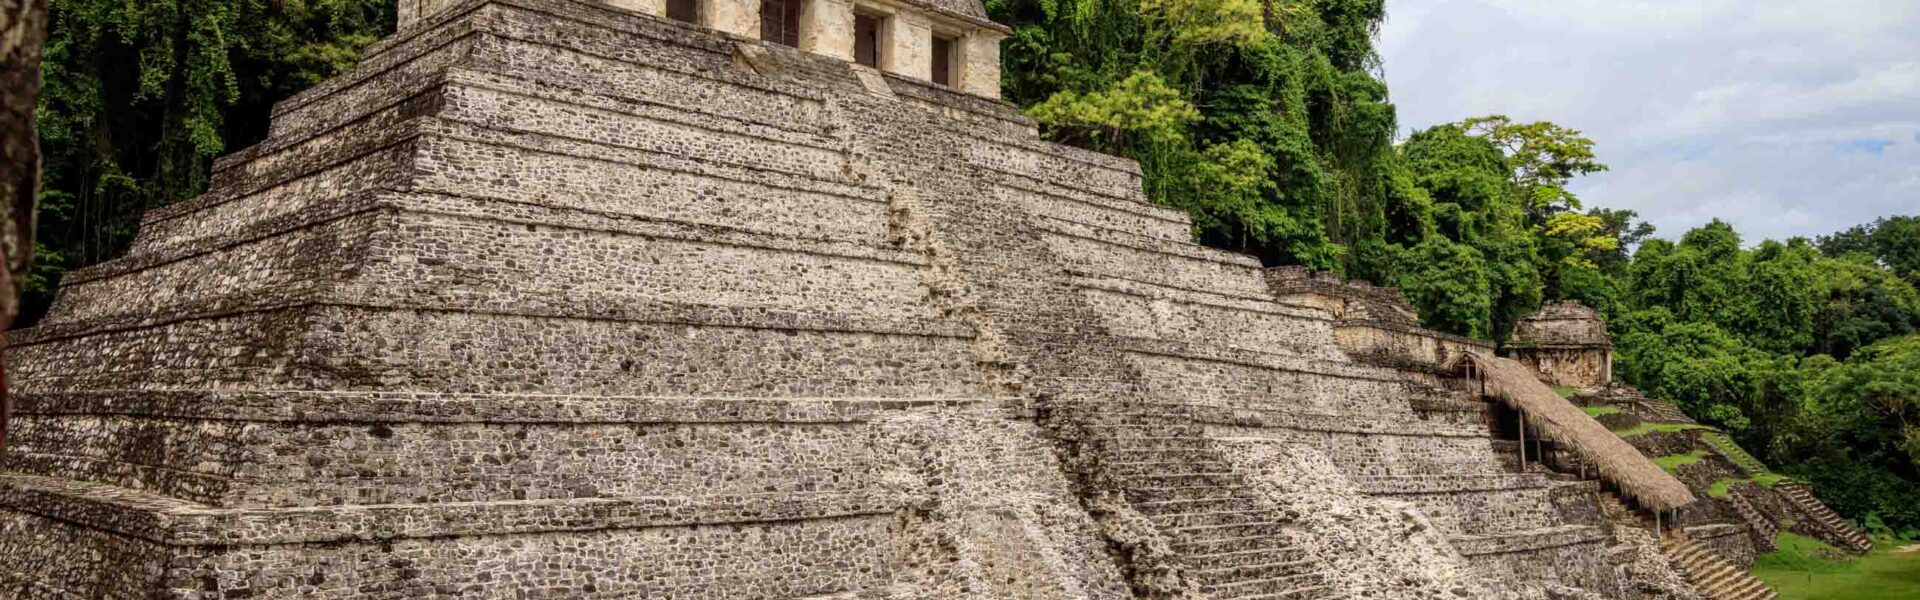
[23, 0, 392, 320]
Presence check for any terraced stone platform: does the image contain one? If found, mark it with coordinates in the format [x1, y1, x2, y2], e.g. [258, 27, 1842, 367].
[0, 1, 1673, 598]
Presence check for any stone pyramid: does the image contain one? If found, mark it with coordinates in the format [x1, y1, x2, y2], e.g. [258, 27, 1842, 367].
[0, 1, 1655, 597]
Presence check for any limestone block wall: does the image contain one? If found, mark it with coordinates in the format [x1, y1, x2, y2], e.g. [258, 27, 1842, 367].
[1335, 323, 1494, 372]
[959, 30, 1003, 96]
[1512, 347, 1612, 390]
[800, 0, 855, 59]
[0, 504, 173, 597]
[398, 0, 460, 28]
[879, 10, 932, 78]
[1689, 523, 1758, 570]
[1377, 479, 1601, 537]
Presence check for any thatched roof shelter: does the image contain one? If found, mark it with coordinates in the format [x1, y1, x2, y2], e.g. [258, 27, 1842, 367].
[1449, 351, 1696, 512]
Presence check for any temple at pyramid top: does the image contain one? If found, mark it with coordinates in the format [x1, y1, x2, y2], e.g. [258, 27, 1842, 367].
[400, 0, 1008, 97]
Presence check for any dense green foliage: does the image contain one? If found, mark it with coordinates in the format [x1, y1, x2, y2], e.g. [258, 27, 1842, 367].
[24, 0, 392, 321]
[1605, 220, 1920, 531]
[20, 0, 1918, 534]
[988, 0, 1919, 530]
[992, 0, 1411, 271]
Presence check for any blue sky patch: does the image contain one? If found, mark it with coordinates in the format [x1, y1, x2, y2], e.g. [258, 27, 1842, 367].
[1841, 139, 1896, 155]
[1666, 144, 1712, 161]
[1380, 1, 1920, 242]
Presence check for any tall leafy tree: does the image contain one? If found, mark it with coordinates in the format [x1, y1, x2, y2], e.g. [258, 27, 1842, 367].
[1821, 215, 1920, 286]
[993, 0, 1411, 270]
[2, 0, 51, 453]
[25, 0, 392, 324]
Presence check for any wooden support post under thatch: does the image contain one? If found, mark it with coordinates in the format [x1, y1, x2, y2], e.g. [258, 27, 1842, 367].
[1447, 351, 1696, 512]
[1518, 410, 1527, 466]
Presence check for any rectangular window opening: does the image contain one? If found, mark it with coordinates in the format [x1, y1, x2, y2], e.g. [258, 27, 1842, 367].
[666, 0, 699, 23]
[854, 13, 882, 68]
[930, 34, 956, 86]
[760, 0, 803, 46]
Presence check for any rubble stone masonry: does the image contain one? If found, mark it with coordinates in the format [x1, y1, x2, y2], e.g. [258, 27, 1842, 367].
[0, 1, 1651, 598]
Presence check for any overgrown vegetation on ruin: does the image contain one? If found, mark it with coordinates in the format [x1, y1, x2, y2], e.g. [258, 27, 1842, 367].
[987, 0, 1920, 535]
[19, 0, 1920, 536]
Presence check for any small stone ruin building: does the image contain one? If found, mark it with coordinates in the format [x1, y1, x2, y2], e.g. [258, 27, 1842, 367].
[1506, 300, 1614, 390]
[0, 1, 1750, 598]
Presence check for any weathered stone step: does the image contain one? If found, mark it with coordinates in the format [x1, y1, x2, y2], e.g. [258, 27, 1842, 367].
[1042, 230, 1270, 300]
[1226, 585, 1336, 600]
[1201, 572, 1323, 596]
[1100, 434, 1213, 445]
[1103, 448, 1220, 463]
[1148, 510, 1271, 529]
[1170, 533, 1294, 555]
[1716, 578, 1767, 598]
[1661, 535, 1779, 600]
[1120, 472, 1243, 487]
[1123, 485, 1251, 504]
[1092, 430, 1209, 443]
[1183, 547, 1308, 569]
[1133, 496, 1260, 516]
[1164, 521, 1292, 544]
[1105, 461, 1233, 477]
[1194, 558, 1316, 582]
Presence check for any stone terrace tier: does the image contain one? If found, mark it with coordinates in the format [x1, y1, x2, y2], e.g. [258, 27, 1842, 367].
[1, 1, 1643, 598]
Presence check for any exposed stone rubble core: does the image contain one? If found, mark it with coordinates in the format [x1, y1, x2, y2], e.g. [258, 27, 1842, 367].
[1, 1, 1681, 598]
[1506, 300, 1613, 390]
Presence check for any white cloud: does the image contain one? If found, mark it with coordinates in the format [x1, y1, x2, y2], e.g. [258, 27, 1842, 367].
[1380, 0, 1920, 242]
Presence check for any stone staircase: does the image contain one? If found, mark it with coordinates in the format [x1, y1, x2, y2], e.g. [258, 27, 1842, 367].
[1700, 432, 1768, 476]
[1660, 534, 1778, 600]
[1776, 481, 1874, 552]
[1640, 399, 1696, 424]
[1598, 490, 1778, 600]
[1089, 414, 1341, 600]
[1727, 491, 1779, 552]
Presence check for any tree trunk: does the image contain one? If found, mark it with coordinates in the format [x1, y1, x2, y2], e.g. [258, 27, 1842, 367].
[0, 0, 49, 454]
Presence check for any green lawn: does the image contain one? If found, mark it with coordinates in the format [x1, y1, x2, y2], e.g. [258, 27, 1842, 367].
[1613, 422, 1713, 437]
[1552, 385, 1581, 398]
[1707, 473, 1788, 497]
[1753, 533, 1920, 599]
[1653, 451, 1706, 473]
[1582, 405, 1621, 417]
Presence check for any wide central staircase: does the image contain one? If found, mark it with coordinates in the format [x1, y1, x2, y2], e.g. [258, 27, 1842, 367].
[1086, 410, 1338, 600]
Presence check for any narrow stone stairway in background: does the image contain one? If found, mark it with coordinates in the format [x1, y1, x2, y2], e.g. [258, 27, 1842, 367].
[1727, 491, 1779, 552]
[1700, 432, 1770, 475]
[1640, 399, 1697, 424]
[1776, 481, 1874, 552]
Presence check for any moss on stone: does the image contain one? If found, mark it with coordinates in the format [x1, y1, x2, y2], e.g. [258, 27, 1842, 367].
[1652, 451, 1706, 473]
[1613, 422, 1712, 437]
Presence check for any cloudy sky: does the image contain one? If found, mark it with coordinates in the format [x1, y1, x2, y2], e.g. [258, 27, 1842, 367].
[1378, 0, 1920, 243]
